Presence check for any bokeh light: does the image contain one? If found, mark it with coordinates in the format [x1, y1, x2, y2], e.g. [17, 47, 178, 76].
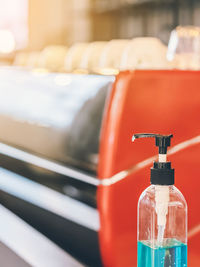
[0, 30, 15, 54]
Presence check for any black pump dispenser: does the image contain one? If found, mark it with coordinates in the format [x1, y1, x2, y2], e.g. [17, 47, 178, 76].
[132, 133, 174, 185]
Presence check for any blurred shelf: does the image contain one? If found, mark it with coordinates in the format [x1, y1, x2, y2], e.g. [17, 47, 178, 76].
[93, 0, 175, 14]
[0, 204, 84, 267]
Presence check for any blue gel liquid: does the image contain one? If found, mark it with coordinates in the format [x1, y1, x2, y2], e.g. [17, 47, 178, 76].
[137, 239, 187, 267]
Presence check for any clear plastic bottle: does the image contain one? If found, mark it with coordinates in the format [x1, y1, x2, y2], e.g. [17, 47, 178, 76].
[138, 185, 187, 267]
[132, 134, 187, 267]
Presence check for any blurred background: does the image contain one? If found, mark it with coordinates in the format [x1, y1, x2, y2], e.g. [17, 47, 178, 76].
[1, 0, 200, 67]
[0, 1, 200, 267]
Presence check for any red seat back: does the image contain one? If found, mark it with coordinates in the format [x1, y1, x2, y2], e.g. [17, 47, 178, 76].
[98, 70, 200, 267]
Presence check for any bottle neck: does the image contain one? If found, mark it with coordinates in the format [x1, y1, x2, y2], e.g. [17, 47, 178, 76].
[158, 154, 167, 162]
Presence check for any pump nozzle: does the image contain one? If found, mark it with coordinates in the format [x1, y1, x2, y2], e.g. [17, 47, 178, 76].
[132, 133, 174, 185]
[132, 133, 173, 155]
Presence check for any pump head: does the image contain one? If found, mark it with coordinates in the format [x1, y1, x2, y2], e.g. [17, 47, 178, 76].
[132, 133, 174, 185]
[132, 133, 173, 154]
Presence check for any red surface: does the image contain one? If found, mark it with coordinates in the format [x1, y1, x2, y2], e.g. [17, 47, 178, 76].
[97, 70, 200, 267]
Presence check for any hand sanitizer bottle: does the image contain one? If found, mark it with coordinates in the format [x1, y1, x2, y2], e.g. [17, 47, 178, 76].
[132, 134, 187, 267]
